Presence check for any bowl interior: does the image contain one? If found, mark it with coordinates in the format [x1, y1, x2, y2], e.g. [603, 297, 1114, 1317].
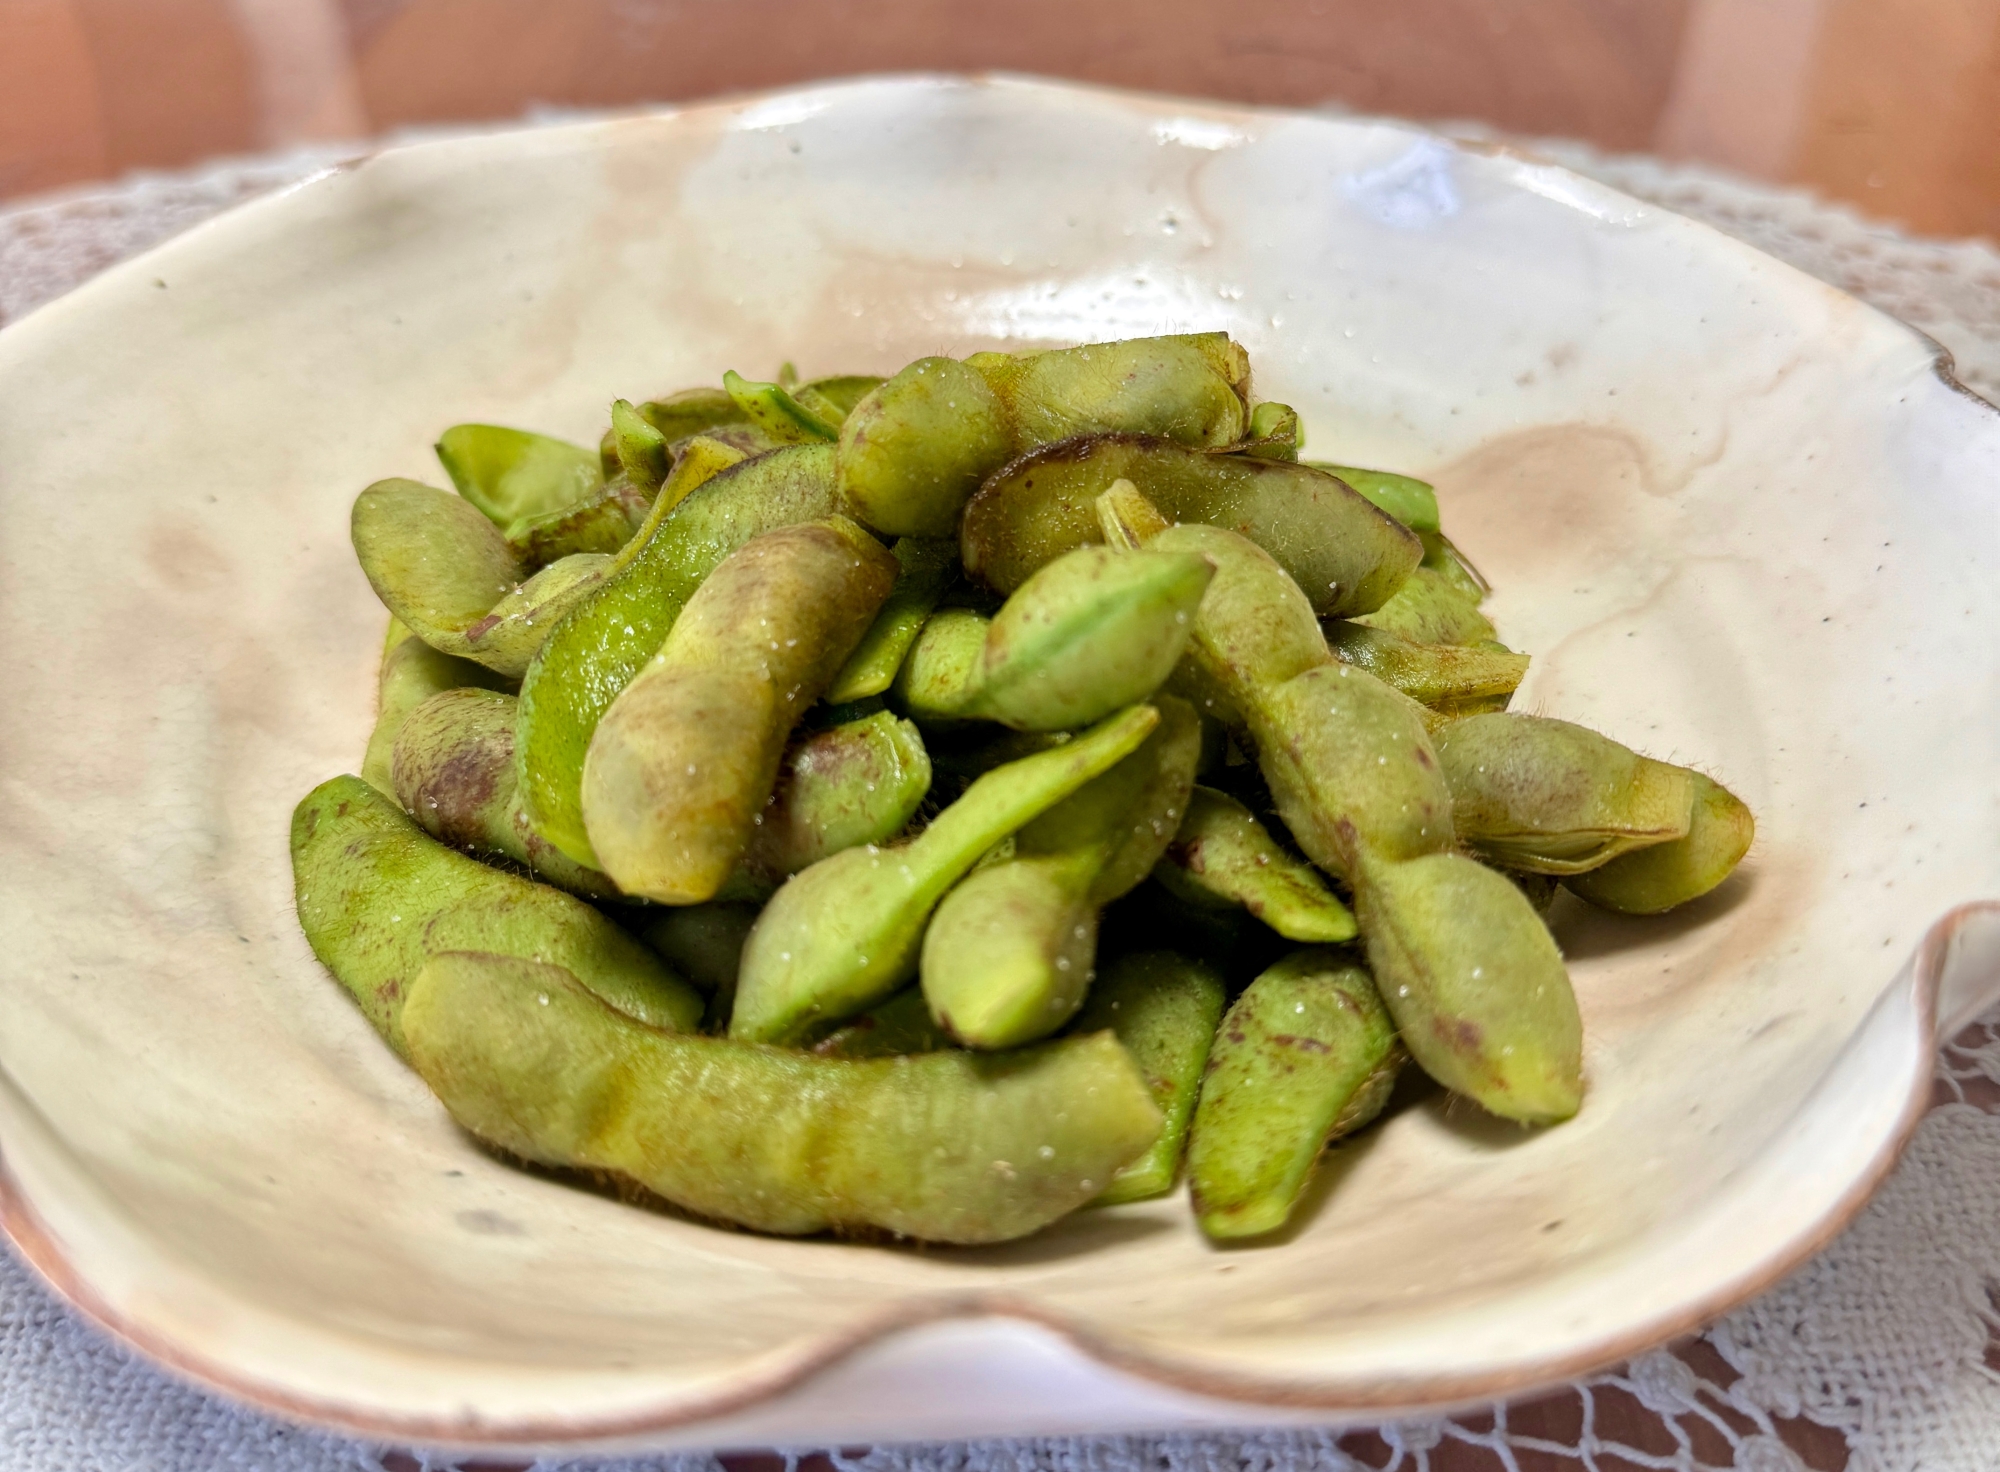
[0, 76, 1995, 1440]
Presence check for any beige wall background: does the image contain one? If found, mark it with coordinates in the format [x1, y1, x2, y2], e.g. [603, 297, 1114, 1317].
[4, 0, 2000, 240]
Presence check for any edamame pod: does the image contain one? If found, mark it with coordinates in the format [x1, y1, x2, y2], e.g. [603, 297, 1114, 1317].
[888, 607, 990, 725]
[826, 539, 958, 703]
[1153, 785, 1358, 943]
[1564, 773, 1754, 914]
[610, 399, 670, 493]
[1324, 624, 1530, 711]
[1354, 851, 1582, 1123]
[1235, 402, 1301, 460]
[351, 478, 526, 666]
[964, 545, 1214, 731]
[812, 986, 952, 1059]
[837, 357, 1013, 536]
[1352, 567, 1497, 646]
[391, 687, 617, 899]
[921, 698, 1201, 1049]
[1305, 463, 1440, 534]
[583, 517, 898, 903]
[723, 370, 841, 443]
[435, 424, 603, 533]
[360, 623, 510, 793]
[1187, 949, 1401, 1239]
[504, 488, 646, 567]
[461, 552, 611, 679]
[964, 435, 1421, 617]
[1070, 950, 1226, 1205]
[973, 334, 1247, 451]
[797, 374, 886, 419]
[1106, 488, 1581, 1123]
[725, 710, 932, 899]
[514, 442, 842, 866]
[1435, 713, 1695, 874]
[730, 704, 1160, 1045]
[289, 776, 701, 1053]
[403, 951, 1163, 1243]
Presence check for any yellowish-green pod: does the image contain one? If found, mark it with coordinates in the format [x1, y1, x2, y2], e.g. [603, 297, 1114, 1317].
[1324, 624, 1530, 710]
[1187, 949, 1401, 1240]
[514, 442, 842, 867]
[964, 545, 1215, 732]
[435, 423, 603, 534]
[889, 607, 991, 725]
[1352, 566, 1496, 647]
[797, 374, 885, 419]
[1304, 463, 1440, 535]
[837, 357, 1014, 537]
[289, 776, 702, 1054]
[1071, 949, 1226, 1205]
[504, 488, 646, 567]
[972, 334, 1247, 451]
[921, 698, 1201, 1050]
[610, 398, 671, 493]
[1237, 401, 1301, 460]
[403, 952, 1163, 1243]
[632, 387, 753, 444]
[391, 687, 617, 900]
[1153, 785, 1358, 943]
[1104, 488, 1580, 1124]
[1420, 529, 1490, 604]
[632, 901, 758, 998]
[730, 704, 1161, 1045]
[351, 478, 526, 667]
[1565, 773, 1755, 914]
[1435, 713, 1695, 875]
[1354, 850, 1582, 1123]
[964, 435, 1421, 618]
[460, 552, 611, 679]
[812, 986, 954, 1060]
[825, 539, 959, 703]
[360, 623, 511, 794]
[583, 517, 898, 904]
[723, 710, 932, 900]
[723, 369, 842, 444]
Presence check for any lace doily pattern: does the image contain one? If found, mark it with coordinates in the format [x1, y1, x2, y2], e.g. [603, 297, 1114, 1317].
[2, 133, 1997, 1472]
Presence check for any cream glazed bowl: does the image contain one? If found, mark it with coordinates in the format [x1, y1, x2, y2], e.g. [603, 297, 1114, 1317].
[0, 74, 1996, 1454]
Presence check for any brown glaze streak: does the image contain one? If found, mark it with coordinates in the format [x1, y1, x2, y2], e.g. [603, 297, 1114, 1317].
[0, 900, 1987, 1451]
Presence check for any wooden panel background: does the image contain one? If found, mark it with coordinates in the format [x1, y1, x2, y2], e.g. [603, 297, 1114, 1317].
[3, 0, 1998, 241]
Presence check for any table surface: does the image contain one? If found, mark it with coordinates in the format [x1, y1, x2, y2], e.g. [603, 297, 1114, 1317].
[5, 0, 2000, 243]
[2, 131, 2000, 1472]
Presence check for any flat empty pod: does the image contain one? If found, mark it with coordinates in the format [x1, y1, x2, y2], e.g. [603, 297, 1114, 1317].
[1435, 713, 1696, 875]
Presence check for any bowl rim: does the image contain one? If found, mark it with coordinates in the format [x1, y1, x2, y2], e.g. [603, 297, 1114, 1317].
[4, 69, 1997, 1449]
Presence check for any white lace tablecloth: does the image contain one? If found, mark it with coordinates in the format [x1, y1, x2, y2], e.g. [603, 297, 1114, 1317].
[4, 124, 2000, 1472]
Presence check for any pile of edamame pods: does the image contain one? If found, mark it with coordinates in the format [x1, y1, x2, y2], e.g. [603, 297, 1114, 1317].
[292, 333, 1755, 1247]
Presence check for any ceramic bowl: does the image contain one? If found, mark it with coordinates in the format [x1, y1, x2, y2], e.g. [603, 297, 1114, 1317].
[0, 75, 1996, 1455]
